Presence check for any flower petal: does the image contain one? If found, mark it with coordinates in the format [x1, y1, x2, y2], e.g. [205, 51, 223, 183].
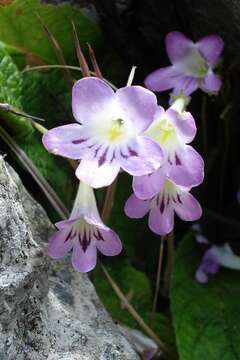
[42, 124, 85, 159]
[133, 169, 165, 200]
[195, 267, 209, 283]
[124, 194, 150, 218]
[167, 108, 197, 143]
[96, 229, 122, 256]
[200, 71, 222, 94]
[168, 146, 204, 187]
[201, 249, 220, 274]
[71, 241, 97, 272]
[166, 31, 194, 64]
[75, 159, 120, 188]
[171, 76, 198, 96]
[148, 207, 174, 235]
[116, 85, 157, 133]
[83, 213, 109, 231]
[174, 191, 202, 221]
[72, 77, 115, 124]
[145, 65, 184, 92]
[55, 217, 80, 230]
[119, 137, 163, 176]
[48, 229, 73, 259]
[197, 35, 224, 66]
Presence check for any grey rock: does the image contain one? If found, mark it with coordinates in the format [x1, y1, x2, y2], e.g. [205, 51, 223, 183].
[0, 157, 139, 360]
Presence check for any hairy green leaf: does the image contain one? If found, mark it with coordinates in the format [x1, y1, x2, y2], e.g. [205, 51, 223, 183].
[0, 46, 32, 136]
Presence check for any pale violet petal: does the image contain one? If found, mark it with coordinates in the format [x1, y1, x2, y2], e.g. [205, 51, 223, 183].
[200, 71, 222, 94]
[133, 169, 165, 200]
[48, 228, 73, 259]
[167, 145, 204, 187]
[71, 241, 97, 273]
[116, 85, 158, 133]
[124, 194, 150, 219]
[145, 65, 184, 92]
[42, 123, 86, 159]
[174, 191, 202, 221]
[166, 31, 194, 64]
[72, 77, 115, 124]
[197, 35, 224, 66]
[148, 206, 174, 235]
[75, 159, 120, 188]
[96, 229, 122, 256]
[119, 137, 163, 176]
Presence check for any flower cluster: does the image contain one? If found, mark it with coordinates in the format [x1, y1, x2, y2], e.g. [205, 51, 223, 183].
[43, 31, 223, 272]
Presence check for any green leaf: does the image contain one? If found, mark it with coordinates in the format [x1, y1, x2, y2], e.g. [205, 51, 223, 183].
[171, 235, 240, 360]
[0, 0, 102, 64]
[0, 46, 33, 136]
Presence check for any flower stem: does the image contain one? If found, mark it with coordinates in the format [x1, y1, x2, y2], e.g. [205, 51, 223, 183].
[150, 236, 165, 325]
[22, 65, 118, 91]
[201, 94, 208, 156]
[163, 231, 175, 297]
[100, 263, 175, 358]
[101, 178, 118, 223]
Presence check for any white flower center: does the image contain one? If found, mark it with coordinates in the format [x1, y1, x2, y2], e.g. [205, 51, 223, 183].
[178, 47, 208, 78]
[145, 117, 178, 152]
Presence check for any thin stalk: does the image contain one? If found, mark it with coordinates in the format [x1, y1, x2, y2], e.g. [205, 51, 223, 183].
[72, 21, 90, 77]
[22, 65, 118, 91]
[201, 94, 208, 156]
[36, 14, 72, 87]
[163, 231, 174, 297]
[101, 178, 118, 223]
[0, 103, 45, 122]
[100, 264, 175, 358]
[150, 236, 165, 324]
[87, 43, 103, 79]
[126, 66, 137, 86]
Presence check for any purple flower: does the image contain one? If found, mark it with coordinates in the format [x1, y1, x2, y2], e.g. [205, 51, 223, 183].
[196, 244, 240, 284]
[125, 179, 202, 235]
[48, 181, 122, 272]
[43, 77, 163, 188]
[133, 98, 204, 200]
[145, 31, 224, 96]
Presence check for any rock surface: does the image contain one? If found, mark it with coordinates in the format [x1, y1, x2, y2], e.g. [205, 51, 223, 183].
[0, 157, 139, 360]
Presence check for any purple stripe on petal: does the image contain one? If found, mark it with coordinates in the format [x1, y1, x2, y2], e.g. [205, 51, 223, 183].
[95, 230, 104, 241]
[128, 147, 138, 157]
[72, 138, 87, 145]
[79, 230, 91, 253]
[98, 148, 108, 166]
[160, 198, 165, 213]
[175, 153, 181, 165]
[177, 194, 182, 204]
[120, 137, 163, 176]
